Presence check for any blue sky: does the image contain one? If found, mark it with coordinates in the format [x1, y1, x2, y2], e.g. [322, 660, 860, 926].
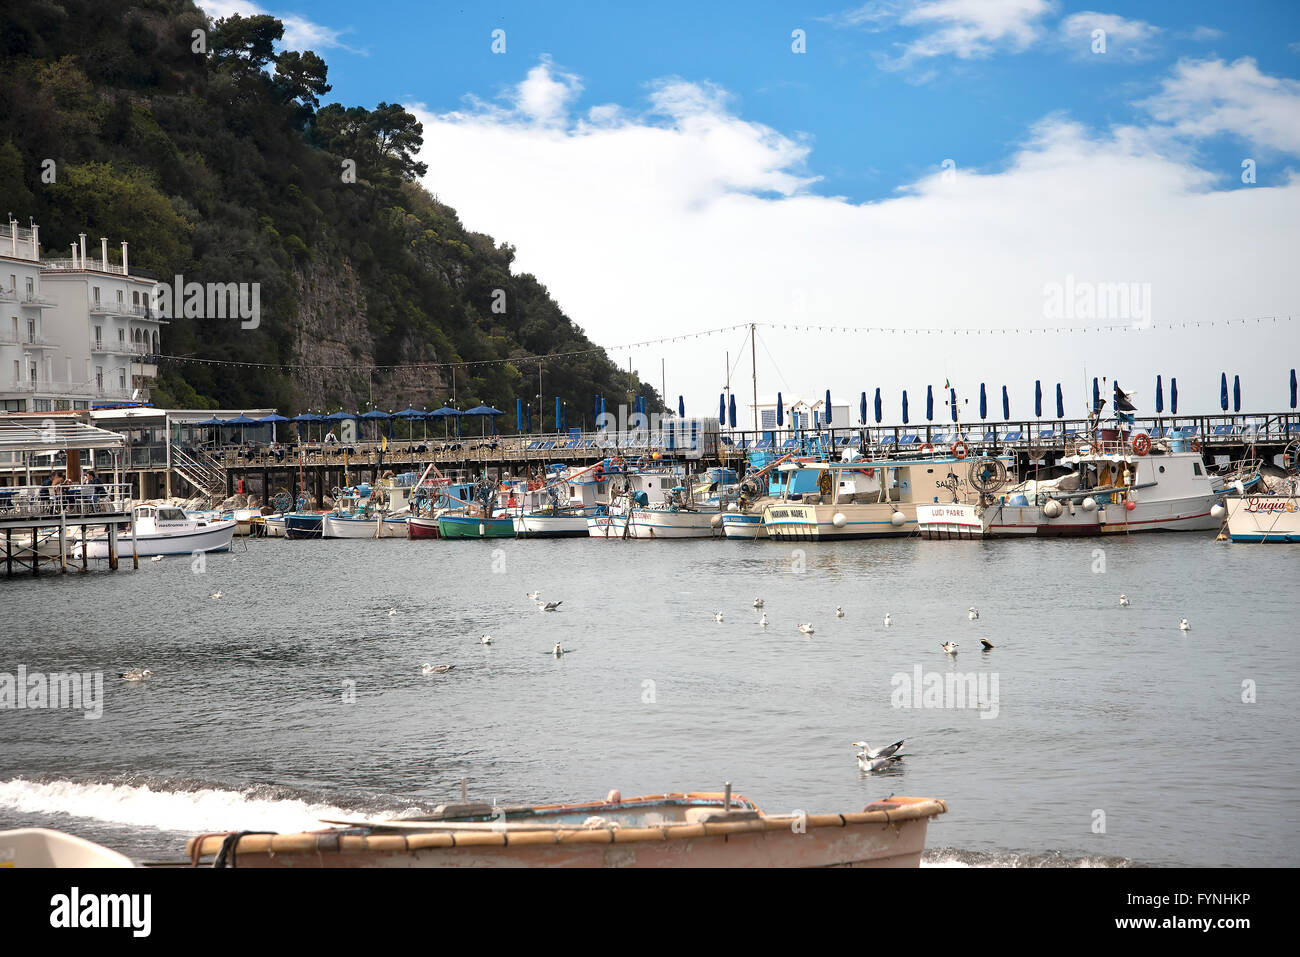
[202, 1, 1300, 418]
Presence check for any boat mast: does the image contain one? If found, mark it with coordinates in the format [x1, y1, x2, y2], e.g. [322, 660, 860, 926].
[750, 322, 758, 435]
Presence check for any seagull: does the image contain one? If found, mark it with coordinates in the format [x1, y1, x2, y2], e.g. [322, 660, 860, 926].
[968, 607, 979, 620]
[835, 606, 845, 618]
[852, 739, 903, 761]
[387, 608, 396, 617]
[479, 635, 494, 645]
[980, 638, 994, 650]
[883, 614, 892, 627]
[538, 600, 563, 612]
[552, 643, 565, 657]
[759, 612, 769, 627]
[526, 591, 541, 600]
[798, 623, 815, 635]
[713, 612, 724, 622]
[1119, 594, 1130, 607]
[1179, 619, 1191, 631]
[421, 663, 455, 675]
[209, 591, 223, 600]
[753, 597, 765, 609]
[942, 641, 958, 656]
[150, 555, 163, 563]
[117, 668, 152, 681]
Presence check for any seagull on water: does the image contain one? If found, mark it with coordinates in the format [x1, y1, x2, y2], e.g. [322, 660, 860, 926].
[835, 606, 845, 618]
[759, 612, 768, 627]
[552, 643, 565, 657]
[526, 591, 541, 600]
[387, 608, 396, 617]
[1179, 619, 1191, 631]
[537, 600, 563, 612]
[117, 668, 153, 681]
[713, 612, 724, 622]
[883, 614, 892, 627]
[980, 638, 994, 650]
[209, 590, 223, 600]
[150, 555, 163, 563]
[942, 641, 958, 656]
[479, 635, 494, 645]
[852, 739, 903, 760]
[798, 623, 815, 635]
[1119, 594, 1130, 607]
[753, 597, 765, 609]
[851, 741, 905, 773]
[421, 663, 455, 675]
[968, 607, 979, 620]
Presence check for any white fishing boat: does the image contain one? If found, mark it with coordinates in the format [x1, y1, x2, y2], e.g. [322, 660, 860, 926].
[721, 453, 816, 539]
[763, 455, 996, 541]
[586, 459, 684, 538]
[513, 463, 608, 538]
[0, 828, 134, 868]
[73, 505, 236, 558]
[263, 514, 286, 537]
[1224, 452, 1300, 542]
[622, 470, 733, 539]
[917, 438, 1235, 538]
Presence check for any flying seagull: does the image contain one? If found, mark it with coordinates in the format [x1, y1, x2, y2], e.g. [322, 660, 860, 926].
[942, 641, 958, 656]
[117, 668, 153, 682]
[387, 608, 396, 617]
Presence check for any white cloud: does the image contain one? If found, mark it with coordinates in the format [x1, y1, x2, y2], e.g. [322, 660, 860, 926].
[830, 0, 1055, 67]
[197, 0, 363, 54]
[1059, 11, 1161, 60]
[409, 60, 1300, 418]
[514, 57, 582, 124]
[1140, 57, 1300, 154]
[1185, 25, 1224, 43]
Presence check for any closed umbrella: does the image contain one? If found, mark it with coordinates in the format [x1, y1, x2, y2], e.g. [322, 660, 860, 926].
[728, 393, 737, 429]
[1233, 375, 1241, 413]
[516, 398, 524, 431]
[600, 396, 606, 427]
[1220, 372, 1229, 411]
[979, 383, 987, 420]
[1055, 383, 1064, 419]
[926, 384, 934, 421]
[1171, 378, 1179, 415]
[902, 390, 910, 425]
[1034, 380, 1042, 418]
[874, 388, 882, 424]
[776, 392, 783, 427]
[678, 395, 685, 418]
[1001, 385, 1009, 421]
[825, 390, 832, 425]
[1092, 377, 1101, 414]
[950, 388, 958, 423]
[719, 393, 726, 425]
[1155, 375, 1163, 414]
[1292, 369, 1297, 409]
[555, 396, 562, 431]
[525, 405, 532, 433]
[859, 392, 867, 426]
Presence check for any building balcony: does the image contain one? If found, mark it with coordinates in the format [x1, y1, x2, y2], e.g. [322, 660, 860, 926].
[0, 288, 19, 303]
[21, 293, 54, 308]
[42, 257, 129, 276]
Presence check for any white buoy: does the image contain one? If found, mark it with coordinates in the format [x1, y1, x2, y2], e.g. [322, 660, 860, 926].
[890, 511, 906, 527]
[1043, 500, 1063, 518]
[1082, 497, 1098, 512]
[1211, 503, 1226, 519]
[832, 512, 847, 529]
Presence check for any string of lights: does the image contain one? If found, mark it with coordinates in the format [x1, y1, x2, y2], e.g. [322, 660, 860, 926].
[154, 314, 1293, 373]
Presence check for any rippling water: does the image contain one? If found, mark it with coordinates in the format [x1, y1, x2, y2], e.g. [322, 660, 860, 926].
[1, 533, 1296, 866]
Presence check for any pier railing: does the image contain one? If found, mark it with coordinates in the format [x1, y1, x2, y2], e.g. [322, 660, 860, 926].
[0, 483, 133, 523]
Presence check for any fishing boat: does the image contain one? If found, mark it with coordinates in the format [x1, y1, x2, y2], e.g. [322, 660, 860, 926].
[73, 505, 236, 558]
[263, 514, 286, 537]
[0, 828, 135, 868]
[917, 436, 1240, 538]
[1224, 448, 1300, 542]
[437, 474, 516, 539]
[721, 452, 814, 539]
[322, 484, 390, 539]
[284, 512, 325, 539]
[184, 790, 947, 868]
[513, 463, 608, 538]
[763, 454, 1000, 541]
[586, 458, 701, 538]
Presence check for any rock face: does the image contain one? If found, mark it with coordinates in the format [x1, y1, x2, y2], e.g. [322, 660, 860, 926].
[291, 257, 446, 412]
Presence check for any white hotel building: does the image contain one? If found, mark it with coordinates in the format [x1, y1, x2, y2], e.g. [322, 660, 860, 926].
[1, 220, 163, 412]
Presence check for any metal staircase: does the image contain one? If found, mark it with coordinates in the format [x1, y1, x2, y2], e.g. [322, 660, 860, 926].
[171, 447, 227, 502]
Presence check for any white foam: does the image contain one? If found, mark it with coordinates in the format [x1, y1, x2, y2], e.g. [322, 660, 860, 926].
[0, 777, 400, 835]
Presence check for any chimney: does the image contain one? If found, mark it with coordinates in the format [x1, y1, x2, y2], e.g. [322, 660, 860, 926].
[101, 237, 108, 271]
[9, 219, 15, 258]
[31, 223, 38, 261]
[79, 233, 87, 267]
[121, 241, 129, 276]
[71, 243, 78, 268]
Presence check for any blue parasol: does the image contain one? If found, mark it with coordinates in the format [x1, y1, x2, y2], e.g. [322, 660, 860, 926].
[1092, 377, 1101, 414]
[1233, 375, 1241, 413]
[1171, 378, 1178, 414]
[950, 388, 958, 423]
[1055, 383, 1064, 419]
[979, 383, 987, 420]
[860, 392, 867, 425]
[1291, 369, 1297, 409]
[1155, 375, 1163, 414]
[1220, 372, 1228, 411]
[1034, 380, 1042, 418]
[1001, 385, 1009, 421]
[874, 388, 882, 424]
[776, 392, 783, 427]
[926, 384, 934, 421]
[902, 389, 910, 425]
[728, 393, 737, 429]
[678, 395, 685, 418]
[825, 390, 832, 425]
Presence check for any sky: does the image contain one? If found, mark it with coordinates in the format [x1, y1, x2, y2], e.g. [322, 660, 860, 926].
[199, 0, 1300, 423]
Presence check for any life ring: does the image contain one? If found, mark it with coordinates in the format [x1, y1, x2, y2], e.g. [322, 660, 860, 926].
[1132, 433, 1151, 456]
[951, 440, 969, 460]
[591, 463, 605, 481]
[919, 443, 935, 456]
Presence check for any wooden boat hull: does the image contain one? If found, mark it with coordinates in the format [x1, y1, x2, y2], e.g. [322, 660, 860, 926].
[407, 516, 441, 539]
[438, 514, 515, 539]
[721, 512, 766, 539]
[1225, 494, 1300, 542]
[763, 501, 916, 540]
[284, 513, 324, 539]
[186, 794, 945, 868]
[513, 513, 590, 538]
[917, 497, 1221, 538]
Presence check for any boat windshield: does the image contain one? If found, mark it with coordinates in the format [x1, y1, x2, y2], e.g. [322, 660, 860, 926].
[155, 507, 188, 522]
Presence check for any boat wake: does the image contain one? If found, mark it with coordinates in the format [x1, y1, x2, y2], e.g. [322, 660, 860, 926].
[0, 775, 416, 836]
[922, 846, 1132, 868]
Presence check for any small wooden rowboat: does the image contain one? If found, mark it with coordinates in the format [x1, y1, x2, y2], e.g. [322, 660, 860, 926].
[187, 791, 946, 868]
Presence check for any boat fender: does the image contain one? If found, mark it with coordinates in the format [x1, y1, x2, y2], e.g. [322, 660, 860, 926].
[951, 440, 969, 460]
[1082, 497, 1098, 512]
[890, 510, 906, 527]
[710, 514, 724, 528]
[1132, 433, 1151, 456]
[1125, 500, 1136, 512]
[1211, 503, 1226, 519]
[1043, 499, 1063, 518]
[832, 512, 847, 528]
